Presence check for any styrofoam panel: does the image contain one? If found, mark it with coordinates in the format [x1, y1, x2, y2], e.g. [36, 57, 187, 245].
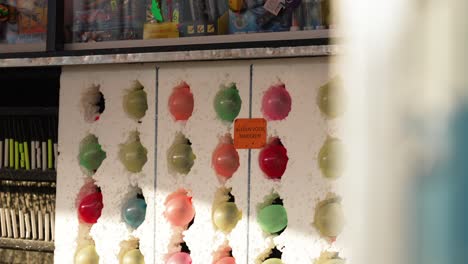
[156, 61, 250, 264]
[56, 64, 156, 264]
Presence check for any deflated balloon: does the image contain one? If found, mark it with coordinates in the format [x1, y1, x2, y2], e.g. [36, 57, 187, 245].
[124, 80, 148, 120]
[75, 245, 99, 264]
[79, 135, 106, 174]
[212, 136, 240, 180]
[214, 83, 242, 122]
[167, 134, 195, 175]
[314, 200, 344, 238]
[78, 192, 103, 224]
[166, 252, 192, 264]
[215, 256, 236, 264]
[257, 204, 288, 234]
[258, 138, 288, 180]
[213, 202, 242, 233]
[165, 193, 195, 227]
[168, 82, 194, 121]
[261, 84, 292, 121]
[317, 77, 345, 119]
[122, 249, 145, 264]
[123, 197, 147, 229]
[262, 258, 283, 264]
[119, 132, 148, 173]
[318, 138, 344, 180]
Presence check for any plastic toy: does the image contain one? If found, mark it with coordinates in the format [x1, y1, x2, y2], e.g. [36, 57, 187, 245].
[168, 82, 194, 121]
[261, 84, 292, 121]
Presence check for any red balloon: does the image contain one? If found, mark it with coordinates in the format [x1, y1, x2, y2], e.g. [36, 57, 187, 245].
[168, 82, 194, 121]
[212, 136, 240, 180]
[78, 192, 103, 224]
[258, 138, 289, 180]
[215, 257, 236, 264]
[261, 84, 292, 121]
[164, 192, 195, 227]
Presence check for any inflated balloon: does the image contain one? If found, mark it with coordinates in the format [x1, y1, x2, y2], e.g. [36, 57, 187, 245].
[122, 249, 145, 264]
[258, 138, 288, 180]
[78, 192, 103, 224]
[214, 83, 242, 122]
[166, 252, 192, 264]
[167, 134, 196, 175]
[314, 199, 345, 238]
[317, 77, 345, 119]
[213, 202, 242, 233]
[119, 132, 148, 173]
[124, 80, 148, 120]
[164, 192, 195, 227]
[81, 84, 104, 123]
[318, 138, 344, 180]
[262, 258, 283, 264]
[168, 82, 194, 121]
[75, 245, 99, 264]
[79, 135, 106, 174]
[215, 256, 236, 264]
[261, 84, 292, 121]
[257, 204, 288, 234]
[212, 135, 240, 180]
[123, 197, 147, 229]
[315, 252, 345, 264]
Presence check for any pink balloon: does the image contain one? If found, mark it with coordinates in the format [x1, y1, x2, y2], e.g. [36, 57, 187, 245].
[212, 136, 240, 180]
[164, 192, 195, 227]
[261, 84, 292, 121]
[166, 252, 192, 264]
[168, 82, 194, 121]
[215, 256, 236, 264]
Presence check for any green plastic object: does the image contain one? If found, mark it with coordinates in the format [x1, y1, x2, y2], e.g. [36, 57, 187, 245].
[317, 77, 345, 119]
[262, 258, 284, 264]
[318, 137, 344, 180]
[122, 249, 145, 264]
[314, 199, 345, 238]
[124, 81, 148, 120]
[119, 132, 148, 173]
[213, 202, 242, 233]
[75, 245, 99, 264]
[257, 204, 288, 234]
[167, 133, 196, 175]
[214, 83, 242, 122]
[79, 135, 106, 174]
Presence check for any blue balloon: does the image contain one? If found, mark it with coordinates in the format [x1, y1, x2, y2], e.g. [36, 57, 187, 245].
[123, 197, 147, 229]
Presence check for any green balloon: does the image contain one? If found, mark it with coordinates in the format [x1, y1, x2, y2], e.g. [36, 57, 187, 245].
[213, 202, 241, 233]
[119, 134, 148, 173]
[124, 81, 148, 120]
[262, 258, 284, 264]
[79, 135, 106, 174]
[314, 201, 344, 237]
[257, 204, 288, 234]
[318, 138, 344, 180]
[122, 249, 145, 264]
[75, 245, 99, 264]
[317, 77, 345, 119]
[167, 134, 196, 174]
[214, 84, 242, 122]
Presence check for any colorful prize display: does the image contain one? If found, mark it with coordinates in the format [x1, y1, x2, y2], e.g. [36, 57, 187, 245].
[168, 82, 194, 121]
[123, 197, 147, 229]
[258, 138, 289, 180]
[261, 84, 292, 121]
[214, 83, 242, 122]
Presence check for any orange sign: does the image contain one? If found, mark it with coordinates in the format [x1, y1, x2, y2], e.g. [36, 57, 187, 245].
[234, 118, 267, 149]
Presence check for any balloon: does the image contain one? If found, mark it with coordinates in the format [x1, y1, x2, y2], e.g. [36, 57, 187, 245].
[314, 200, 344, 238]
[166, 252, 192, 264]
[75, 245, 99, 264]
[213, 202, 242, 233]
[316, 252, 346, 264]
[257, 204, 288, 234]
[122, 249, 145, 264]
[323, 260, 345, 264]
[262, 258, 283, 264]
[119, 132, 148, 173]
[258, 138, 288, 180]
[165, 193, 195, 227]
[167, 134, 196, 175]
[212, 136, 240, 180]
[168, 82, 194, 121]
[215, 256, 236, 264]
[123, 197, 147, 229]
[214, 84, 242, 122]
[317, 77, 345, 119]
[318, 138, 344, 180]
[124, 80, 148, 120]
[261, 84, 292, 121]
[78, 192, 103, 224]
[79, 135, 106, 174]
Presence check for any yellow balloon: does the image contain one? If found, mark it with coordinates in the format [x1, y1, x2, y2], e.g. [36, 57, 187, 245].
[75, 245, 99, 264]
[122, 249, 145, 264]
[213, 202, 242, 233]
[262, 258, 284, 264]
[314, 201, 345, 237]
